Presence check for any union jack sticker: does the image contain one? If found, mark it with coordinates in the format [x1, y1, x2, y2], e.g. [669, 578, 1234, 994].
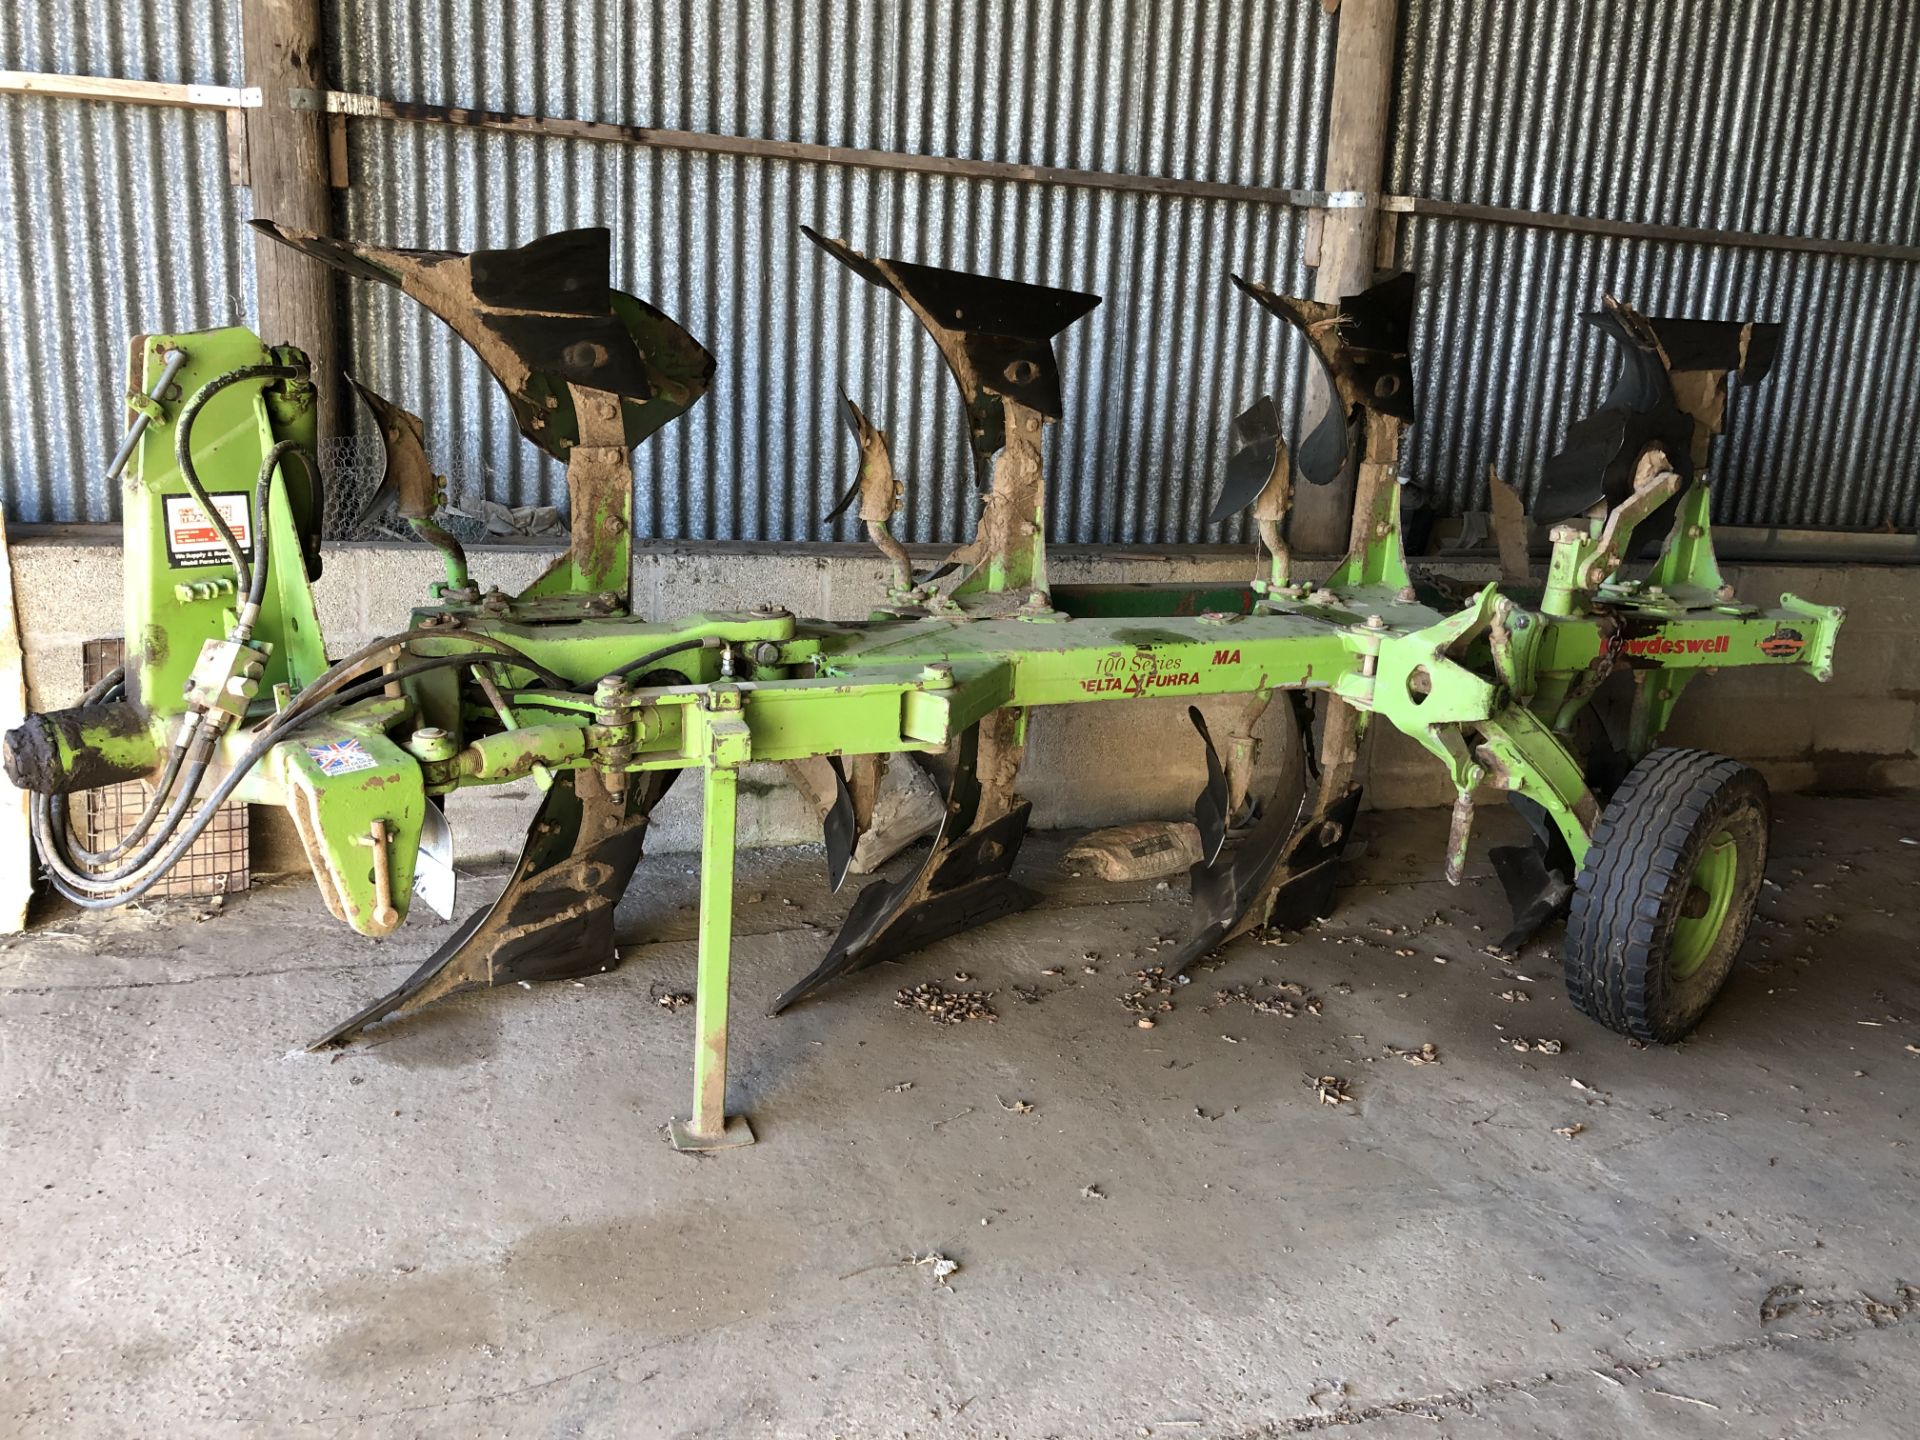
[305, 737, 380, 776]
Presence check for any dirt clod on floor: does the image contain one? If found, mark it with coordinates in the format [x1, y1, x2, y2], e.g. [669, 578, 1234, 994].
[1216, 982, 1322, 1019]
[895, 981, 997, 1025]
[1122, 966, 1177, 1016]
[1310, 1075, 1353, 1105]
[907, 1252, 960, 1285]
[1385, 1042, 1440, 1065]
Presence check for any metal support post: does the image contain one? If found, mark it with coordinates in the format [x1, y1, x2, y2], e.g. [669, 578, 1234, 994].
[671, 695, 755, 1150]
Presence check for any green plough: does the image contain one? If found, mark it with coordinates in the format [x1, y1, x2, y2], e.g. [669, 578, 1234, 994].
[5, 220, 1842, 1148]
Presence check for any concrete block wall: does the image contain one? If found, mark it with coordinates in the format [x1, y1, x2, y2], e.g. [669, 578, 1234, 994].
[10, 533, 1917, 873]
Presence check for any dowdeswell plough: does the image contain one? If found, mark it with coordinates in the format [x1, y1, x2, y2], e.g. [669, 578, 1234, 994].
[5, 219, 1842, 1148]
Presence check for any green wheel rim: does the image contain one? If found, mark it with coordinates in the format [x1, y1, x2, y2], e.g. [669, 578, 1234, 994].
[1670, 829, 1738, 979]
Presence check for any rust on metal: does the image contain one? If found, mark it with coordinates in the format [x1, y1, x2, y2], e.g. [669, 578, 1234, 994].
[828, 396, 912, 592]
[801, 227, 1098, 474]
[308, 769, 677, 1048]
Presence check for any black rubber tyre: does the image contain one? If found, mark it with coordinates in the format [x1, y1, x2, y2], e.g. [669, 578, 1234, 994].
[1563, 748, 1770, 1043]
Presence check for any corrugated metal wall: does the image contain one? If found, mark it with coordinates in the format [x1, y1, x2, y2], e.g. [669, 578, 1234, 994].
[3, 0, 1916, 536]
[1391, 0, 1920, 529]
[0, 2, 256, 523]
[326, 0, 1336, 543]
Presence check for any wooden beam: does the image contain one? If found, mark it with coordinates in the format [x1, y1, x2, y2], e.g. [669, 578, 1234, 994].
[0, 508, 31, 933]
[7, 69, 1920, 267]
[241, 1, 338, 439]
[1387, 193, 1920, 266]
[1293, 0, 1401, 558]
[0, 69, 257, 109]
[319, 91, 1328, 211]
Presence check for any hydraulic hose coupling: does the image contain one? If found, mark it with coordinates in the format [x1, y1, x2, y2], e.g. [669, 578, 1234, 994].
[184, 637, 270, 724]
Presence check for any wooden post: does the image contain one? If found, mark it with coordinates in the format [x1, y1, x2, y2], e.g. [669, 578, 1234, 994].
[1292, 0, 1400, 556]
[0, 508, 31, 933]
[242, 0, 338, 437]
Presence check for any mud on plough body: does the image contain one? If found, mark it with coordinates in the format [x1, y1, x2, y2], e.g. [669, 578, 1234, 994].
[5, 219, 1843, 1148]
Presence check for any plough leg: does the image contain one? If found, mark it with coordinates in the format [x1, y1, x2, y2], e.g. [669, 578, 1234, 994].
[308, 768, 675, 1048]
[1166, 700, 1358, 977]
[769, 714, 1038, 1013]
[671, 760, 755, 1149]
[1486, 792, 1575, 954]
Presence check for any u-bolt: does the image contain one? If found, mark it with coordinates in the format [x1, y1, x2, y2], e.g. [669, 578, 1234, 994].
[105, 348, 190, 483]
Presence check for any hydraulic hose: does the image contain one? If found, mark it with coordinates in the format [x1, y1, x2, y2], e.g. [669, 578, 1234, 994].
[40, 667, 195, 866]
[52, 738, 192, 865]
[593, 635, 723, 689]
[40, 758, 214, 887]
[242, 438, 323, 623]
[81, 667, 127, 706]
[259, 630, 572, 732]
[32, 651, 535, 903]
[38, 630, 587, 902]
[173, 363, 308, 606]
[100, 632, 566, 874]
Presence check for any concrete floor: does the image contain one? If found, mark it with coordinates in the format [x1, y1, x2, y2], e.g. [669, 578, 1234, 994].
[1, 794, 1916, 1438]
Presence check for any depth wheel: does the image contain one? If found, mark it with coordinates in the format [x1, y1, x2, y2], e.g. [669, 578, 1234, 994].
[1563, 748, 1769, 1043]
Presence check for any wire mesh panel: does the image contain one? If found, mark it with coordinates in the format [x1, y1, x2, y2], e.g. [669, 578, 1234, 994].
[79, 638, 248, 898]
[318, 431, 508, 545]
